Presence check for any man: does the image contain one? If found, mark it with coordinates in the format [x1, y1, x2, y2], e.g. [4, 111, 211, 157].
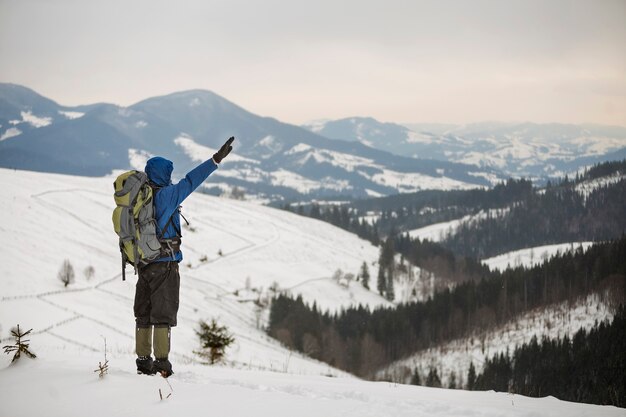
[135, 136, 234, 377]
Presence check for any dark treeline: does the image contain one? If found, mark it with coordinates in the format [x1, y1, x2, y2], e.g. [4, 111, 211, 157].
[351, 178, 534, 214]
[283, 203, 381, 245]
[268, 237, 626, 377]
[356, 178, 534, 235]
[282, 179, 533, 241]
[471, 306, 626, 407]
[443, 178, 626, 258]
[392, 233, 490, 284]
[576, 159, 626, 184]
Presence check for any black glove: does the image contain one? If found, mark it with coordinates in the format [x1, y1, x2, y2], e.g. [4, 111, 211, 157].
[213, 136, 235, 164]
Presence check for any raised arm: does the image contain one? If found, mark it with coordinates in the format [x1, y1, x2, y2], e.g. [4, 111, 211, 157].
[165, 137, 235, 207]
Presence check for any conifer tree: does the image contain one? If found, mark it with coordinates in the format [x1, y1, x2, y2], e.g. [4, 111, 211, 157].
[360, 262, 370, 290]
[448, 371, 457, 389]
[426, 367, 442, 387]
[195, 319, 235, 364]
[377, 267, 386, 296]
[410, 368, 421, 385]
[385, 269, 395, 301]
[3, 325, 36, 363]
[467, 362, 477, 390]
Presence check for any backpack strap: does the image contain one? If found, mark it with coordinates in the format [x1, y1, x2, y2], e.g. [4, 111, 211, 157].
[152, 186, 189, 261]
[159, 208, 182, 240]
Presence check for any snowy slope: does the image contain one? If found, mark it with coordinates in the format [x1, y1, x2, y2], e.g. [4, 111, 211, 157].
[407, 209, 509, 242]
[0, 357, 625, 417]
[575, 174, 626, 200]
[482, 242, 595, 272]
[2, 356, 623, 417]
[1, 168, 622, 416]
[0, 167, 387, 376]
[379, 293, 616, 389]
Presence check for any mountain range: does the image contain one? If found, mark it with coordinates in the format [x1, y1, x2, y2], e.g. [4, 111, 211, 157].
[2, 83, 625, 203]
[305, 117, 626, 179]
[0, 83, 502, 202]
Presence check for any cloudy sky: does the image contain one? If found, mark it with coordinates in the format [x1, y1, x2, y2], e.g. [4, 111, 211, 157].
[1, 0, 625, 126]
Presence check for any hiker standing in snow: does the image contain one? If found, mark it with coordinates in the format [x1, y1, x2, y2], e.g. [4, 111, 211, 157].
[134, 137, 234, 377]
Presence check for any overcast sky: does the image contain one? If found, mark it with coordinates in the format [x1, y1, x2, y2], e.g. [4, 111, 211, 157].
[1, 0, 625, 126]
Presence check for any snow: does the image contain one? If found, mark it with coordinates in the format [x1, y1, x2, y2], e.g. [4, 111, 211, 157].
[370, 169, 481, 193]
[0, 167, 383, 378]
[405, 130, 434, 144]
[3, 357, 622, 417]
[290, 145, 375, 173]
[359, 211, 381, 225]
[407, 209, 509, 242]
[258, 135, 283, 154]
[380, 293, 617, 390]
[58, 110, 85, 120]
[0, 127, 22, 141]
[0, 168, 621, 416]
[175, 134, 259, 164]
[570, 136, 626, 155]
[575, 175, 626, 200]
[364, 188, 384, 198]
[302, 119, 329, 133]
[213, 166, 266, 184]
[468, 171, 502, 186]
[285, 143, 314, 155]
[128, 149, 154, 171]
[20, 110, 52, 128]
[269, 169, 350, 194]
[482, 242, 595, 272]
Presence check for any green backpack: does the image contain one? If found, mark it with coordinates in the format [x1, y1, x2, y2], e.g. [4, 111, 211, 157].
[112, 170, 163, 280]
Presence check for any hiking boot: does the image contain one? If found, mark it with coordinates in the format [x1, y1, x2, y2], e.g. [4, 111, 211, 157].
[136, 356, 156, 375]
[153, 358, 173, 378]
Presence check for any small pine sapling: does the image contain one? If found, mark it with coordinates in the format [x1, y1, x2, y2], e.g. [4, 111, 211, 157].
[194, 319, 235, 364]
[3, 325, 36, 363]
[93, 337, 109, 378]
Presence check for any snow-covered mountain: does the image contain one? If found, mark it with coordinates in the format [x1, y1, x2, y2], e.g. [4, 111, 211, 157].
[0, 84, 503, 202]
[305, 117, 626, 180]
[1, 168, 621, 417]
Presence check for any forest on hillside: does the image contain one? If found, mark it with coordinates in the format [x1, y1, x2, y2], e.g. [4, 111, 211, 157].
[283, 160, 626, 262]
[443, 178, 626, 258]
[469, 306, 626, 407]
[268, 237, 626, 378]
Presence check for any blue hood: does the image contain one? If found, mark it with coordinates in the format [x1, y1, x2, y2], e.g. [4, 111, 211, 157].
[145, 157, 173, 186]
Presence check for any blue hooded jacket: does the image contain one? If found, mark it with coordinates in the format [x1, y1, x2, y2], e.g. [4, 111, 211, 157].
[145, 156, 218, 262]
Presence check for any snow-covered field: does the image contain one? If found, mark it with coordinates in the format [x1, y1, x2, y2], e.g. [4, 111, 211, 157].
[482, 242, 595, 272]
[0, 168, 622, 416]
[1, 355, 623, 417]
[0, 167, 385, 376]
[379, 293, 617, 389]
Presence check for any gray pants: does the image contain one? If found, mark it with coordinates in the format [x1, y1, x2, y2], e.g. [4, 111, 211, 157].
[134, 261, 180, 327]
[134, 261, 180, 359]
